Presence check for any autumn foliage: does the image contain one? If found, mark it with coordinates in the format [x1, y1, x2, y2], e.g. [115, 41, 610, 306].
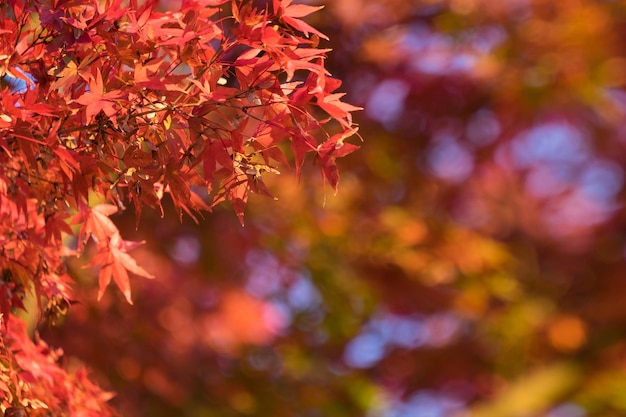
[29, 0, 626, 416]
[0, 0, 360, 414]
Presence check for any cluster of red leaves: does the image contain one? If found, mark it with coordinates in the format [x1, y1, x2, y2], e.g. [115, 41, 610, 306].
[0, 0, 361, 309]
[0, 316, 115, 416]
[0, 0, 360, 414]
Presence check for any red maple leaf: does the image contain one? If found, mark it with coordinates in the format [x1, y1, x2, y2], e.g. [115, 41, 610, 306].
[77, 204, 153, 304]
[86, 232, 154, 304]
[316, 128, 361, 193]
[273, 0, 328, 40]
[76, 204, 120, 252]
[75, 69, 126, 123]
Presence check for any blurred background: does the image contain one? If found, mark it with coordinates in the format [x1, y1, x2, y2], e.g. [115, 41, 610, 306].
[42, 1, 626, 416]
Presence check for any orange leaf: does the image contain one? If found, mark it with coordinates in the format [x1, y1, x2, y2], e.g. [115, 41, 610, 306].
[77, 204, 119, 251]
[89, 232, 154, 304]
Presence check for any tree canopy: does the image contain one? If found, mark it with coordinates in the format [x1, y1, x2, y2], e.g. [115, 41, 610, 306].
[0, 0, 359, 414]
[5, 0, 626, 417]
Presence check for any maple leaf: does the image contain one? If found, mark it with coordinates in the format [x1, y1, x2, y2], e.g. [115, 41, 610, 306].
[165, 165, 210, 221]
[76, 204, 154, 303]
[53, 147, 80, 180]
[49, 53, 95, 93]
[316, 128, 361, 194]
[76, 204, 120, 252]
[317, 92, 364, 127]
[291, 130, 318, 179]
[273, 0, 329, 40]
[86, 232, 154, 304]
[211, 174, 249, 225]
[74, 69, 125, 123]
[229, 178, 249, 226]
[317, 127, 361, 158]
[133, 58, 188, 91]
[22, 86, 57, 117]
